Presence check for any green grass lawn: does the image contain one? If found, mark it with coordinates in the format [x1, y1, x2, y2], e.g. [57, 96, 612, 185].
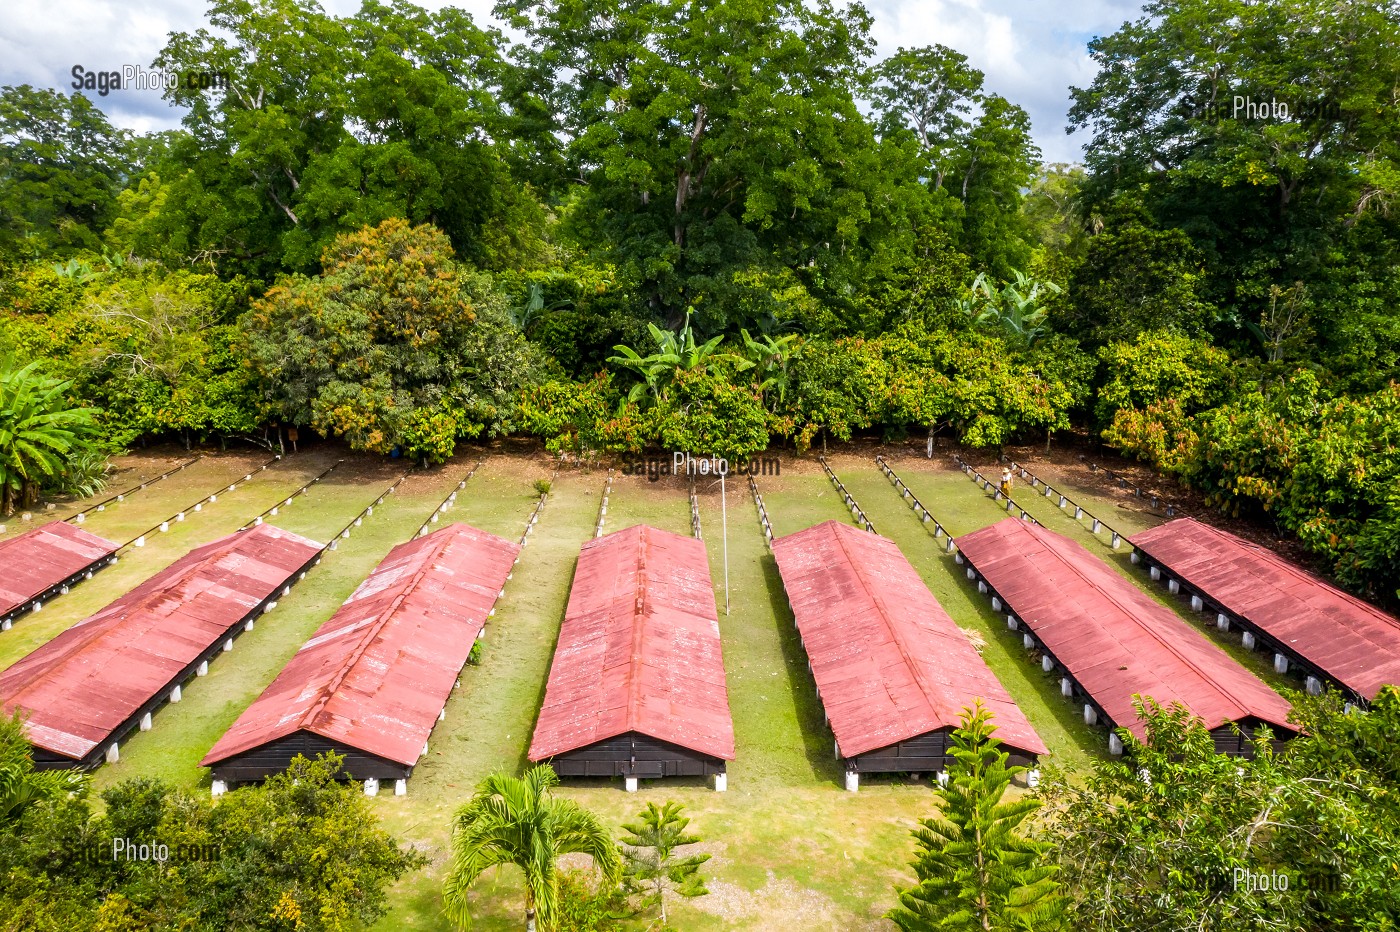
[4, 446, 1309, 931]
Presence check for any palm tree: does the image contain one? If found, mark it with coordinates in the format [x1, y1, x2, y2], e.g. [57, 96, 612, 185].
[0, 358, 99, 516]
[444, 765, 622, 931]
[0, 713, 86, 826]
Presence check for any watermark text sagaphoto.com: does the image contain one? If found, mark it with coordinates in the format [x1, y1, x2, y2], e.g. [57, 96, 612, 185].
[71, 65, 230, 96]
[620, 453, 782, 481]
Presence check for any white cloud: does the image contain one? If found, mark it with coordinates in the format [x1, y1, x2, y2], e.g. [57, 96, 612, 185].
[0, 0, 1147, 162]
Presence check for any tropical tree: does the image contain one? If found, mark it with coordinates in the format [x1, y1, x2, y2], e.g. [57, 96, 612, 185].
[887, 701, 1065, 931]
[0, 357, 100, 515]
[608, 313, 750, 406]
[444, 765, 622, 931]
[0, 713, 85, 827]
[957, 271, 1060, 347]
[739, 329, 799, 409]
[619, 801, 710, 927]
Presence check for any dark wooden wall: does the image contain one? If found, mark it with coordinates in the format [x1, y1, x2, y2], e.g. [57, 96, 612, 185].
[1211, 718, 1293, 759]
[208, 731, 408, 783]
[848, 729, 1038, 774]
[549, 731, 725, 778]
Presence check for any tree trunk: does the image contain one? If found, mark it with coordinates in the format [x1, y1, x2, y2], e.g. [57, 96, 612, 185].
[525, 907, 536, 932]
[927, 428, 934, 459]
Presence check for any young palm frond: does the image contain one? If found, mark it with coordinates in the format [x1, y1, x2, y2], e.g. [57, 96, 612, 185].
[444, 765, 621, 931]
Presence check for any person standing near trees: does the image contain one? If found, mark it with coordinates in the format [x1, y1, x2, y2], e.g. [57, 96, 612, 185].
[1001, 466, 1014, 497]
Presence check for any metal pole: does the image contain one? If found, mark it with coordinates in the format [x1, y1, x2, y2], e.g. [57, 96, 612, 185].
[722, 473, 730, 615]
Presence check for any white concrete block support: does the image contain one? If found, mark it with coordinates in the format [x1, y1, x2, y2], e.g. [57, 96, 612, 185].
[244, 619, 255, 632]
[197, 660, 208, 676]
[1108, 732, 1124, 756]
[170, 684, 182, 703]
[1274, 653, 1290, 674]
[439, 707, 446, 722]
[713, 772, 727, 792]
[1191, 595, 1204, 612]
[395, 779, 407, 796]
[1168, 578, 1180, 594]
[844, 771, 859, 793]
[107, 743, 120, 764]
[991, 597, 1002, 611]
[1242, 632, 1257, 650]
[1217, 613, 1230, 632]
[1027, 768, 1041, 788]
[1150, 566, 1161, 581]
[223, 638, 234, 652]
[625, 777, 639, 793]
[1084, 704, 1098, 726]
[1130, 551, 1140, 564]
[1306, 676, 1322, 696]
[364, 778, 379, 796]
[1007, 615, 1018, 631]
[977, 581, 987, 594]
[1022, 633, 1035, 650]
[140, 712, 153, 731]
[211, 780, 227, 797]
[1061, 677, 1073, 697]
[1042, 655, 1054, 672]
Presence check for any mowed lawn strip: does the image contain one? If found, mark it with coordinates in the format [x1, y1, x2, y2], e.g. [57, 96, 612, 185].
[0, 451, 340, 675]
[832, 455, 1103, 775]
[370, 463, 601, 931]
[90, 456, 473, 794]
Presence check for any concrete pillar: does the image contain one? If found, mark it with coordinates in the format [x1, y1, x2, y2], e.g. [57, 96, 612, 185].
[140, 712, 153, 731]
[625, 777, 639, 793]
[1042, 655, 1054, 672]
[1022, 633, 1035, 650]
[844, 771, 859, 792]
[1190, 595, 1204, 611]
[1, 620, 9, 631]
[1168, 579, 1180, 595]
[1084, 704, 1098, 726]
[1074, 506, 1083, 520]
[1242, 632, 1256, 650]
[1007, 615, 1018, 631]
[209, 494, 216, 503]
[1059, 495, 1067, 508]
[966, 567, 975, 580]
[1027, 768, 1041, 788]
[1091, 518, 1102, 533]
[991, 597, 1002, 611]
[159, 521, 170, 533]
[1111, 532, 1121, 549]
[244, 619, 255, 632]
[1130, 551, 1140, 564]
[1108, 732, 1124, 755]
[395, 779, 407, 796]
[211, 780, 227, 797]
[134, 536, 146, 548]
[224, 638, 233, 652]
[439, 707, 446, 722]
[31, 602, 40, 613]
[1274, 653, 1289, 674]
[1061, 677, 1073, 697]
[946, 538, 957, 553]
[1217, 614, 1230, 632]
[713, 772, 727, 792]
[364, 778, 379, 796]
[1305, 676, 1322, 696]
[977, 581, 987, 594]
[197, 661, 208, 676]
[170, 684, 182, 703]
[107, 743, 120, 764]
[194, 503, 202, 512]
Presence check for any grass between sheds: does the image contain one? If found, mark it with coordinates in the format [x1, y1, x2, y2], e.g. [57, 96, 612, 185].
[3, 447, 1287, 931]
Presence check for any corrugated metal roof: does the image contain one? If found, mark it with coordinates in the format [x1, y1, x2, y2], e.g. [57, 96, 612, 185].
[0, 521, 118, 617]
[529, 525, 735, 763]
[1131, 517, 1400, 700]
[202, 523, 519, 770]
[772, 520, 1047, 760]
[0, 524, 322, 762]
[956, 519, 1294, 741]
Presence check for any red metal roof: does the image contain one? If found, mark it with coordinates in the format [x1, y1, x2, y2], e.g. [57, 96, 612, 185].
[772, 520, 1047, 759]
[529, 525, 734, 763]
[956, 519, 1294, 741]
[1131, 517, 1400, 700]
[0, 524, 322, 763]
[0, 521, 118, 617]
[202, 523, 519, 770]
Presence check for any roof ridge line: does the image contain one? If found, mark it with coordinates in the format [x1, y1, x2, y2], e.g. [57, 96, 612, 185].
[832, 523, 947, 725]
[300, 529, 459, 732]
[625, 527, 650, 737]
[1022, 522, 1268, 721]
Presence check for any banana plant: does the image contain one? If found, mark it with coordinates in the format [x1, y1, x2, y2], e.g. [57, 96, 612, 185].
[740, 329, 799, 407]
[957, 270, 1060, 346]
[609, 311, 751, 406]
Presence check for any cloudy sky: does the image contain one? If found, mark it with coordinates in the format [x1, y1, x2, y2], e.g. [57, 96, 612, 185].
[0, 0, 1148, 163]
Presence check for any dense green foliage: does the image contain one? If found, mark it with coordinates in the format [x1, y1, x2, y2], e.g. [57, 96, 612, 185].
[0, 357, 102, 515]
[0, 742, 424, 931]
[0, 0, 1394, 582]
[1043, 692, 1400, 931]
[888, 703, 1064, 932]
